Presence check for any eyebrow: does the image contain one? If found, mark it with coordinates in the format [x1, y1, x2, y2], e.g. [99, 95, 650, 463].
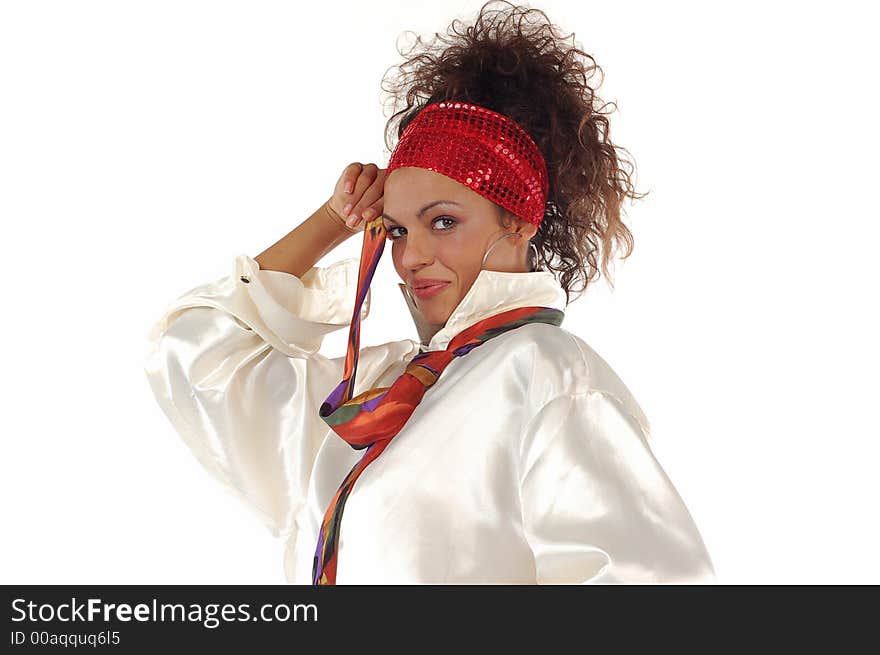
[381, 200, 462, 224]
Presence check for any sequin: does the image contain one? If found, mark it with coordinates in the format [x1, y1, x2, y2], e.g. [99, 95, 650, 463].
[386, 101, 549, 227]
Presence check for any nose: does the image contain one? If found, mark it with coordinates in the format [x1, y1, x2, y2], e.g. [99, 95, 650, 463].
[399, 231, 434, 270]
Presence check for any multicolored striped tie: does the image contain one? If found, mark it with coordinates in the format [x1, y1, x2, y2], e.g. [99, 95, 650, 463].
[312, 215, 564, 585]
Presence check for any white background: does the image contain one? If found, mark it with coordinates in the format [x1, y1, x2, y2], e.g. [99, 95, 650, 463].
[2, 0, 877, 584]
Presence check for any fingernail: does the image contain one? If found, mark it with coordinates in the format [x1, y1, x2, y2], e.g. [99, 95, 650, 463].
[342, 203, 352, 216]
[344, 182, 353, 193]
[362, 208, 374, 220]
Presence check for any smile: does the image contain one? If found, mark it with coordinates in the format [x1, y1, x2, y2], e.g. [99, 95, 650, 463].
[412, 282, 450, 299]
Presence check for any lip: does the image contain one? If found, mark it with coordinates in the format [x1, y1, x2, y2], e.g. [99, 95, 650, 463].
[411, 281, 451, 299]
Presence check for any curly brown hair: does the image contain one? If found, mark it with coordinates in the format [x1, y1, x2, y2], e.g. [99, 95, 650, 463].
[380, 0, 648, 303]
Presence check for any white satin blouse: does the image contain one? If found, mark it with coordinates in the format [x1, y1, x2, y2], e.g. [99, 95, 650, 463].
[143, 254, 716, 584]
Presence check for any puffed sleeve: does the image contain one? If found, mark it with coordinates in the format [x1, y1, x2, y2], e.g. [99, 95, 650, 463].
[519, 389, 716, 584]
[143, 254, 370, 543]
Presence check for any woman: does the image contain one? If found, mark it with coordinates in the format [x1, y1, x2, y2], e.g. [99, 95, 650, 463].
[144, 1, 715, 584]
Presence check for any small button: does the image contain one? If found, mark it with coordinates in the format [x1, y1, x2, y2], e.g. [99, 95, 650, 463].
[240, 275, 250, 284]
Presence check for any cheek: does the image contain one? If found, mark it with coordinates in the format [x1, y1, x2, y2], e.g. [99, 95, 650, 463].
[436, 233, 475, 266]
[389, 228, 484, 283]
[445, 229, 486, 268]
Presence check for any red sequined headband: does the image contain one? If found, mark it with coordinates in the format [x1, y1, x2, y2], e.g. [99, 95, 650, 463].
[386, 101, 549, 227]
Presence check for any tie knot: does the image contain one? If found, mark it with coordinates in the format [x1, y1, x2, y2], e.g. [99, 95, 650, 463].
[407, 349, 457, 381]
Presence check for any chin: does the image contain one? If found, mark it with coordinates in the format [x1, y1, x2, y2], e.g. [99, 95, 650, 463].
[418, 308, 445, 325]
[415, 302, 449, 324]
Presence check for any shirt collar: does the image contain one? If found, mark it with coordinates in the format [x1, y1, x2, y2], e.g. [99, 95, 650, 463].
[398, 268, 568, 351]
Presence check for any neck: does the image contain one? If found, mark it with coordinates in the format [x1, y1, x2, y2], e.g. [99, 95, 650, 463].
[399, 282, 445, 346]
[421, 321, 445, 346]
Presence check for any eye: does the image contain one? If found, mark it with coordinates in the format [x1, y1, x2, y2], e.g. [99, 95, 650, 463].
[434, 216, 456, 230]
[386, 215, 457, 241]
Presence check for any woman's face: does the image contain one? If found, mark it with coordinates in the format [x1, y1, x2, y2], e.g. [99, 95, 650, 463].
[382, 166, 538, 326]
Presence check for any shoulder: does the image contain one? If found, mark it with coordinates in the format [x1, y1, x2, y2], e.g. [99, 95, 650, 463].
[501, 322, 650, 435]
[358, 338, 421, 370]
[358, 338, 423, 381]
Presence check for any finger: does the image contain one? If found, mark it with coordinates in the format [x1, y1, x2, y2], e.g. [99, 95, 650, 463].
[355, 168, 387, 225]
[347, 179, 385, 225]
[357, 177, 385, 220]
[360, 199, 384, 222]
[340, 162, 363, 195]
[348, 164, 378, 206]
[354, 163, 379, 191]
[346, 165, 382, 219]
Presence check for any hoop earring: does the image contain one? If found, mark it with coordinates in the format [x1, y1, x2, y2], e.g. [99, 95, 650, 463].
[527, 240, 540, 272]
[480, 232, 541, 272]
[480, 232, 520, 270]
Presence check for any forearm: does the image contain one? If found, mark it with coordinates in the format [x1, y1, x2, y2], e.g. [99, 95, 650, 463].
[254, 201, 357, 278]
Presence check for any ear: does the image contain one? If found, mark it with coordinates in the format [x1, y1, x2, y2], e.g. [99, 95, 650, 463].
[514, 219, 538, 240]
[498, 206, 538, 240]
[523, 223, 538, 240]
